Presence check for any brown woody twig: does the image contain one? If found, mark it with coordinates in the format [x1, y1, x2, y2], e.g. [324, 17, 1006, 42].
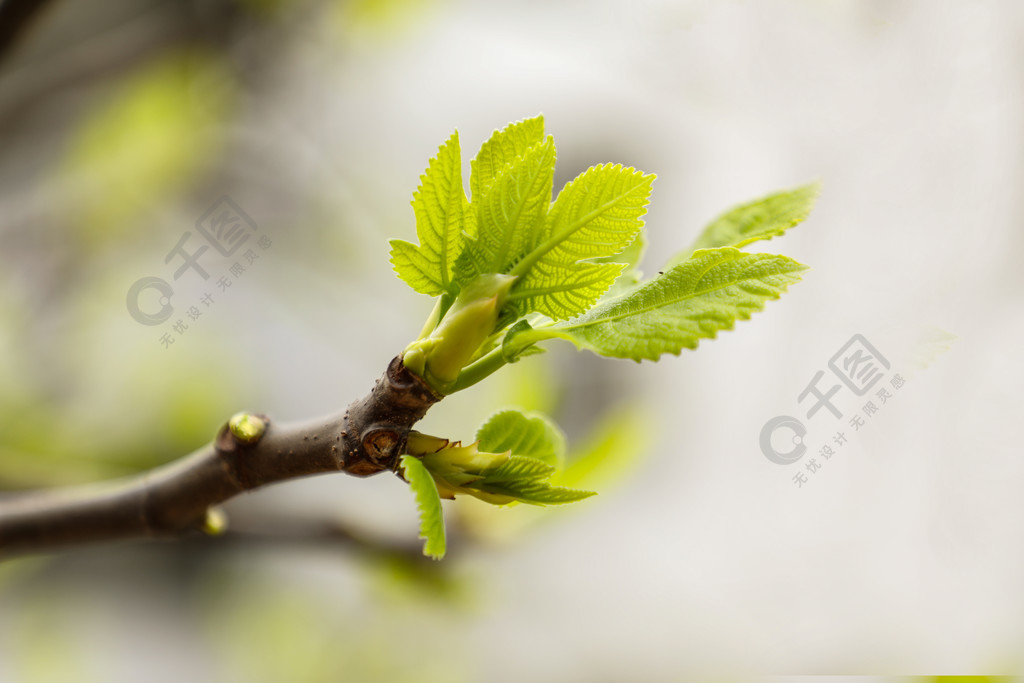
[0, 356, 440, 559]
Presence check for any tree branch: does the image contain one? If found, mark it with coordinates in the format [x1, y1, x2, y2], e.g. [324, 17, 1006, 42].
[0, 356, 440, 559]
[0, 0, 54, 63]
[192, 516, 441, 565]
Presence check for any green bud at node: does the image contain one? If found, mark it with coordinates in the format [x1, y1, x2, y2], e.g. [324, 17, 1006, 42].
[405, 430, 450, 455]
[203, 506, 229, 535]
[416, 274, 515, 390]
[228, 412, 266, 444]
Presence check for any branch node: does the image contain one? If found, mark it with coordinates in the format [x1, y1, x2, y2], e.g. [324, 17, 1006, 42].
[202, 506, 229, 536]
[228, 412, 270, 445]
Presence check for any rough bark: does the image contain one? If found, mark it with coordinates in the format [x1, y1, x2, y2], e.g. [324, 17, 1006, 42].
[0, 356, 441, 558]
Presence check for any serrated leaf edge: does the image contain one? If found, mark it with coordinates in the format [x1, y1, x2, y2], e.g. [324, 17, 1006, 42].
[400, 455, 446, 560]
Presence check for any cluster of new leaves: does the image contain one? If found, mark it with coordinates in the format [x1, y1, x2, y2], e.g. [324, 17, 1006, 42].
[401, 410, 593, 559]
[501, 182, 819, 361]
[390, 115, 820, 558]
[391, 116, 655, 322]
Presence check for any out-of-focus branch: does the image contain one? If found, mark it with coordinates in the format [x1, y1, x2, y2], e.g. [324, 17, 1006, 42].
[0, 0, 54, 62]
[198, 516, 440, 564]
[0, 356, 440, 559]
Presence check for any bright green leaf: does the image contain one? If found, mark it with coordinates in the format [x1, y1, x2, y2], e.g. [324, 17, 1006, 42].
[400, 455, 446, 559]
[455, 137, 556, 282]
[508, 260, 624, 321]
[467, 476, 595, 505]
[547, 247, 808, 361]
[389, 239, 444, 295]
[479, 455, 555, 483]
[414, 411, 594, 508]
[476, 409, 567, 468]
[509, 164, 654, 320]
[525, 164, 655, 266]
[470, 115, 545, 203]
[390, 131, 471, 295]
[668, 181, 820, 267]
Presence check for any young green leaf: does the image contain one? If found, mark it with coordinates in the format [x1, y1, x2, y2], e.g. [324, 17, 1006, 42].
[479, 454, 555, 484]
[525, 164, 655, 266]
[476, 409, 567, 468]
[467, 465, 596, 505]
[456, 137, 557, 282]
[418, 441, 595, 506]
[508, 164, 655, 320]
[545, 247, 808, 361]
[470, 115, 545, 203]
[389, 132, 472, 296]
[454, 453, 595, 506]
[667, 182, 820, 267]
[400, 455, 446, 559]
[507, 260, 625, 322]
[413, 408, 595, 508]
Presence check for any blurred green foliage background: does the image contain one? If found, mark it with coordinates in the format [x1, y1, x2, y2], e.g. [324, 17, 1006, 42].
[1, 0, 1021, 681]
[0, 4, 653, 680]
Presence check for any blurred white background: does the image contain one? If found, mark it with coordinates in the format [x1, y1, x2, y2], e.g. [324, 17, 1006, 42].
[0, 0, 1020, 680]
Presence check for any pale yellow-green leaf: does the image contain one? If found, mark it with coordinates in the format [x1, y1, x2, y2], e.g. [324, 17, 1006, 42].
[530, 164, 655, 265]
[391, 131, 470, 295]
[400, 455, 446, 559]
[456, 137, 556, 281]
[668, 181, 820, 267]
[475, 409, 567, 468]
[509, 260, 624, 321]
[551, 247, 808, 361]
[470, 115, 545, 203]
[508, 164, 654, 319]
